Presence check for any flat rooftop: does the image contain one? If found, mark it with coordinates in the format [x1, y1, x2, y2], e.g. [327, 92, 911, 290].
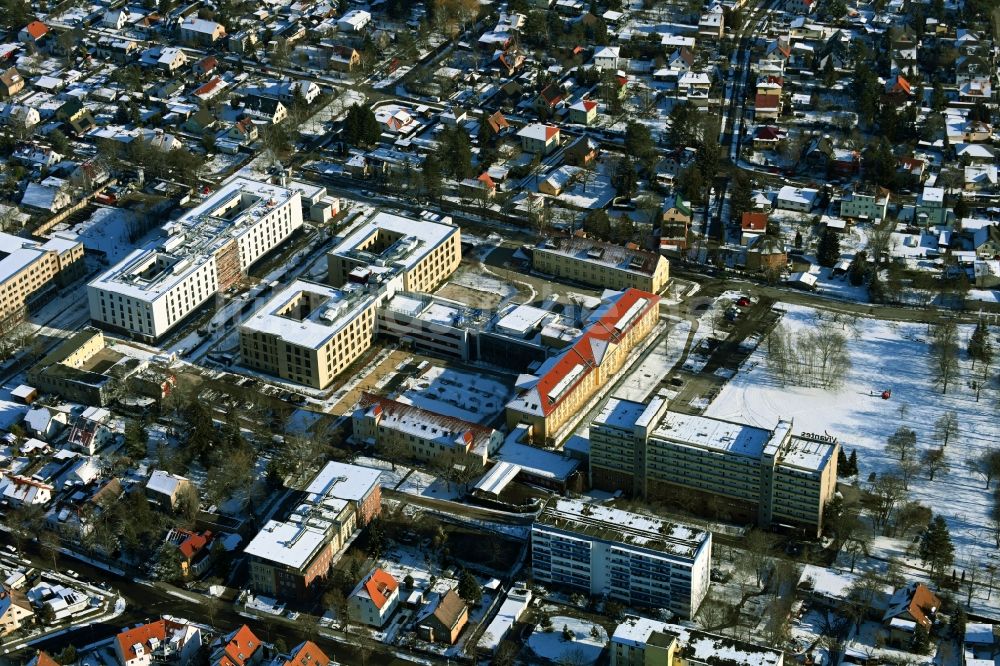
[89, 177, 298, 302]
[329, 211, 457, 272]
[593, 397, 649, 431]
[652, 411, 772, 459]
[536, 497, 709, 560]
[536, 236, 663, 277]
[304, 460, 381, 503]
[781, 433, 836, 471]
[241, 279, 380, 350]
[243, 518, 328, 569]
[0, 232, 78, 285]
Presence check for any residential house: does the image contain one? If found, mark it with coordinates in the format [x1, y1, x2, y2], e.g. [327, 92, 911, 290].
[2, 476, 52, 506]
[273, 643, 331, 666]
[1, 104, 41, 129]
[329, 45, 361, 72]
[965, 165, 998, 191]
[349, 568, 400, 627]
[166, 528, 214, 578]
[975, 225, 1000, 259]
[776, 186, 819, 212]
[745, 235, 787, 272]
[114, 619, 202, 666]
[244, 95, 288, 124]
[882, 75, 913, 107]
[914, 186, 947, 226]
[0, 68, 24, 97]
[535, 84, 565, 113]
[517, 123, 560, 155]
[418, 589, 469, 645]
[55, 99, 96, 135]
[145, 470, 194, 511]
[659, 196, 692, 253]
[180, 17, 226, 45]
[24, 406, 67, 440]
[677, 71, 711, 99]
[13, 145, 62, 169]
[753, 126, 784, 150]
[568, 99, 598, 125]
[741, 211, 769, 234]
[485, 110, 511, 137]
[840, 188, 889, 221]
[21, 177, 73, 213]
[538, 165, 580, 196]
[698, 6, 725, 38]
[156, 47, 188, 73]
[610, 617, 784, 666]
[27, 652, 59, 666]
[68, 406, 113, 455]
[460, 173, 496, 200]
[594, 46, 622, 69]
[883, 583, 940, 648]
[337, 9, 371, 32]
[955, 143, 996, 164]
[19, 22, 48, 48]
[211, 625, 263, 666]
[564, 136, 599, 167]
[0, 588, 32, 636]
[192, 56, 218, 79]
[103, 8, 129, 30]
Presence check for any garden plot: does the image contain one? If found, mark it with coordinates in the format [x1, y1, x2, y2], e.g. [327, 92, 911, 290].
[706, 303, 997, 565]
[526, 616, 607, 665]
[397, 365, 513, 424]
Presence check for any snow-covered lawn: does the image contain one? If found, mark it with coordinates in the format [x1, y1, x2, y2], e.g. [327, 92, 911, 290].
[70, 207, 148, 263]
[527, 616, 607, 664]
[396, 470, 462, 500]
[707, 303, 996, 565]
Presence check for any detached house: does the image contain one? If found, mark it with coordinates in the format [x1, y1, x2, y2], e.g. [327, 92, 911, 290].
[349, 568, 400, 627]
[145, 470, 194, 511]
[2, 476, 52, 506]
[0, 588, 33, 636]
[19, 21, 48, 48]
[212, 624, 263, 666]
[329, 45, 361, 72]
[114, 619, 202, 666]
[568, 99, 598, 125]
[517, 123, 560, 155]
[883, 583, 941, 648]
[418, 589, 469, 645]
[180, 17, 226, 45]
[594, 45, 622, 69]
[244, 95, 287, 124]
[156, 47, 188, 73]
[0, 68, 24, 97]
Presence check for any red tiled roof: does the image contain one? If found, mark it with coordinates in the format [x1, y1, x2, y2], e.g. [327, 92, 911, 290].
[477, 172, 496, 189]
[218, 625, 261, 666]
[196, 56, 217, 73]
[581, 100, 598, 112]
[178, 530, 212, 560]
[755, 126, 781, 140]
[755, 94, 780, 109]
[282, 642, 329, 666]
[544, 126, 560, 140]
[363, 568, 398, 610]
[31, 652, 59, 666]
[742, 212, 769, 231]
[527, 288, 660, 416]
[194, 76, 224, 96]
[116, 620, 180, 661]
[23, 22, 48, 40]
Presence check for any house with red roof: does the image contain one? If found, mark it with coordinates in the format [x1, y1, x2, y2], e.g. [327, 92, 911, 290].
[883, 582, 941, 647]
[166, 528, 215, 578]
[459, 172, 497, 200]
[19, 22, 49, 47]
[882, 75, 914, 107]
[348, 568, 400, 627]
[114, 619, 202, 666]
[27, 651, 60, 666]
[274, 642, 331, 666]
[505, 288, 661, 445]
[753, 125, 784, 150]
[212, 625, 263, 666]
[517, 123, 560, 155]
[534, 83, 565, 112]
[741, 211, 769, 233]
[568, 99, 599, 125]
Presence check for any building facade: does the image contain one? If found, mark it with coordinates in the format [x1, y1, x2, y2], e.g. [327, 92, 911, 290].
[531, 498, 712, 619]
[506, 289, 660, 446]
[326, 212, 461, 294]
[840, 189, 889, 221]
[0, 232, 84, 330]
[353, 392, 503, 467]
[88, 178, 304, 341]
[532, 237, 670, 294]
[589, 401, 839, 536]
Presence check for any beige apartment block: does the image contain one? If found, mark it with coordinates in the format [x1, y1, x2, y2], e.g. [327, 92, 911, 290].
[327, 212, 461, 294]
[589, 401, 838, 536]
[0, 232, 84, 329]
[240, 279, 379, 389]
[532, 237, 670, 294]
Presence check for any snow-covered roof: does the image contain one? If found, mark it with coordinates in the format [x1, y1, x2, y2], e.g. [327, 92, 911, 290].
[304, 461, 381, 504]
[146, 469, 186, 497]
[612, 616, 783, 666]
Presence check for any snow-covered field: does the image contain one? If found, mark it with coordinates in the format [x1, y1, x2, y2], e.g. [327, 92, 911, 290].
[526, 616, 607, 664]
[707, 303, 996, 564]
